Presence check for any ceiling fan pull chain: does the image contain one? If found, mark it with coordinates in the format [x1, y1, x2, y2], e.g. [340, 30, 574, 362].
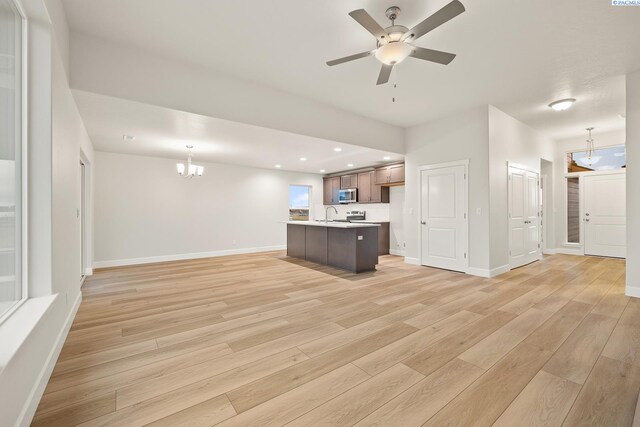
[392, 67, 398, 103]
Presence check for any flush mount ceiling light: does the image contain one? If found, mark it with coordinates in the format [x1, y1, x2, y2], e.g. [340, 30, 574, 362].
[579, 127, 602, 167]
[334, 148, 343, 152]
[123, 134, 135, 141]
[383, 156, 391, 160]
[347, 163, 354, 167]
[548, 98, 576, 111]
[275, 164, 282, 168]
[320, 169, 326, 173]
[327, 2, 465, 85]
[300, 157, 307, 161]
[176, 145, 204, 178]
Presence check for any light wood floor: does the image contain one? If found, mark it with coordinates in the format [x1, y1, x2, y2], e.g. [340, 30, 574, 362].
[33, 252, 640, 426]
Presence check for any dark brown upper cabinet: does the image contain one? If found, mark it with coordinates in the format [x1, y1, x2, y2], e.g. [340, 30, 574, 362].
[374, 163, 405, 186]
[340, 174, 358, 189]
[357, 172, 371, 202]
[357, 171, 389, 204]
[323, 176, 341, 205]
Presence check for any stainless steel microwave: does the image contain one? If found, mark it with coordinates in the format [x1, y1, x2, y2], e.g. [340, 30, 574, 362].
[339, 188, 357, 204]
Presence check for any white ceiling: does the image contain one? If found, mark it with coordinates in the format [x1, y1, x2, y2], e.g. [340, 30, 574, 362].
[72, 90, 403, 174]
[62, 0, 639, 140]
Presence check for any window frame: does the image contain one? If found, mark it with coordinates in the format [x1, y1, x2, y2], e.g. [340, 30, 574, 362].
[288, 185, 312, 221]
[564, 143, 626, 176]
[0, 0, 29, 325]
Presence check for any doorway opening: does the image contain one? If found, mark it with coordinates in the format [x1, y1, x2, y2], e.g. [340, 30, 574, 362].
[80, 159, 86, 281]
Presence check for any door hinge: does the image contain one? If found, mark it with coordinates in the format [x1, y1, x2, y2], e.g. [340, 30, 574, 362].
[464, 252, 467, 259]
[464, 213, 467, 219]
[464, 173, 467, 179]
[538, 243, 541, 248]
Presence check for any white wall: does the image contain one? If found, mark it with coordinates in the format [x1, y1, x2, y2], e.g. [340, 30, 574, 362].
[404, 106, 491, 271]
[69, 34, 405, 154]
[552, 129, 626, 254]
[0, 0, 95, 424]
[488, 105, 555, 270]
[94, 152, 323, 267]
[389, 186, 405, 255]
[627, 70, 640, 298]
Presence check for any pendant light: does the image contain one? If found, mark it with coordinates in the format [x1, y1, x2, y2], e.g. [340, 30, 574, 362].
[176, 145, 204, 178]
[579, 127, 601, 167]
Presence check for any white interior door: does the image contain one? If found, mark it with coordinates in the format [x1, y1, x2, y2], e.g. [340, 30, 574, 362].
[584, 173, 626, 258]
[420, 165, 467, 272]
[509, 166, 540, 269]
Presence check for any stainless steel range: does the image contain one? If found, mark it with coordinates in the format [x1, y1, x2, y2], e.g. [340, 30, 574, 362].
[346, 210, 366, 221]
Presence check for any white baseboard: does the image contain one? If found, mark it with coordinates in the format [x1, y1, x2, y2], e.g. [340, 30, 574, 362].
[626, 286, 640, 299]
[389, 249, 406, 257]
[84, 267, 93, 276]
[467, 264, 510, 278]
[543, 249, 557, 255]
[404, 257, 420, 266]
[18, 292, 81, 427]
[554, 247, 583, 256]
[94, 245, 287, 269]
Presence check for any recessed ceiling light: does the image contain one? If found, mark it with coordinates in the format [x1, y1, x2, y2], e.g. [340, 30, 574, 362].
[334, 147, 342, 152]
[347, 163, 354, 167]
[383, 156, 391, 160]
[275, 164, 281, 168]
[320, 169, 326, 173]
[123, 135, 135, 141]
[300, 157, 307, 161]
[548, 98, 576, 111]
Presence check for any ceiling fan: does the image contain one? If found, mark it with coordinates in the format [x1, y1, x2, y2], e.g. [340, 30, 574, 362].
[327, 1, 465, 85]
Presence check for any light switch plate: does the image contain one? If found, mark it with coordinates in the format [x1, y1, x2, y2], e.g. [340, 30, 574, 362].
[358, 235, 363, 240]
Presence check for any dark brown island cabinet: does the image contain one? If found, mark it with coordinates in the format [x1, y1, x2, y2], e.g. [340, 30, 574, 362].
[286, 222, 379, 273]
[323, 163, 403, 205]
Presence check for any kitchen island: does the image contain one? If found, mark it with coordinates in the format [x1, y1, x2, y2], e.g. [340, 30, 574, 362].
[286, 221, 380, 273]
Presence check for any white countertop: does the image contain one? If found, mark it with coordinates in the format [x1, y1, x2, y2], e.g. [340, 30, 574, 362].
[285, 221, 380, 228]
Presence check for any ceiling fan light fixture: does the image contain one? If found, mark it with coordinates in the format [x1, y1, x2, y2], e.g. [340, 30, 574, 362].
[375, 42, 413, 65]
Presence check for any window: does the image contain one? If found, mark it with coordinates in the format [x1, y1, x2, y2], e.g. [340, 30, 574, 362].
[566, 146, 626, 173]
[0, 0, 25, 321]
[567, 177, 580, 243]
[289, 185, 311, 221]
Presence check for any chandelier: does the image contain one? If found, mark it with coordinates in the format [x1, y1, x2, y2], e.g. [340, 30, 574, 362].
[579, 127, 602, 167]
[176, 145, 204, 178]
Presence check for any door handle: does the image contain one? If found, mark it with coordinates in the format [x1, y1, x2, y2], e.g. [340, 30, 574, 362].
[421, 221, 426, 225]
[585, 218, 590, 222]
[585, 213, 590, 216]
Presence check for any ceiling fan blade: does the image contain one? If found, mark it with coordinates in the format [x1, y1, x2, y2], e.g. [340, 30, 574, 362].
[326, 50, 373, 66]
[376, 64, 393, 85]
[409, 46, 456, 65]
[401, 0, 465, 42]
[349, 9, 388, 41]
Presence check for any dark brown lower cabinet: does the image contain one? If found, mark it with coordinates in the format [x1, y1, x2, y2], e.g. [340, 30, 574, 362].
[375, 222, 390, 255]
[287, 224, 378, 273]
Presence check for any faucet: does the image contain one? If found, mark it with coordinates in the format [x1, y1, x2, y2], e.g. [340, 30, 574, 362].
[325, 206, 338, 223]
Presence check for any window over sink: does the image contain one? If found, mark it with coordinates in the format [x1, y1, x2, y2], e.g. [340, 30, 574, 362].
[289, 185, 311, 221]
